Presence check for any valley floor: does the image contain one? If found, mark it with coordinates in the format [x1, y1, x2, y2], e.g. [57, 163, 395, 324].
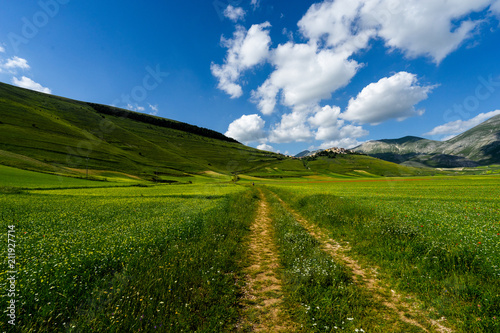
[1, 175, 499, 332]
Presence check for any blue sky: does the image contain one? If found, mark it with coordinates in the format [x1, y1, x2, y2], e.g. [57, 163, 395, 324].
[1, 0, 500, 155]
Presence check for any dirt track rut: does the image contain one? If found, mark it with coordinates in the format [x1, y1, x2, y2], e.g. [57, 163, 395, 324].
[273, 194, 453, 333]
[238, 192, 296, 332]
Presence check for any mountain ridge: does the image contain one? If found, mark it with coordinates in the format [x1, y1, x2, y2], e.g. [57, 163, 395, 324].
[353, 114, 500, 167]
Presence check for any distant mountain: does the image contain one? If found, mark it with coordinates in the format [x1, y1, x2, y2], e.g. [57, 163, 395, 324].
[353, 114, 500, 167]
[295, 150, 311, 158]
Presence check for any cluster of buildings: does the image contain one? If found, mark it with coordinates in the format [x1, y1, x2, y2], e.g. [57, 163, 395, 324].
[287, 147, 356, 159]
[320, 147, 354, 155]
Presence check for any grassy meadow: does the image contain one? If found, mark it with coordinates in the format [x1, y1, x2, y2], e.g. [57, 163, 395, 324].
[0, 175, 256, 332]
[1, 164, 499, 332]
[265, 176, 500, 332]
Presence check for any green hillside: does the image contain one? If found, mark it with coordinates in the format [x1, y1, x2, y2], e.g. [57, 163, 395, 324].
[0, 82, 431, 182]
[0, 82, 286, 180]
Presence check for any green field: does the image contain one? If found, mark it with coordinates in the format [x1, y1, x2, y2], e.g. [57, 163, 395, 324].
[265, 176, 500, 332]
[1, 180, 254, 332]
[1, 168, 499, 332]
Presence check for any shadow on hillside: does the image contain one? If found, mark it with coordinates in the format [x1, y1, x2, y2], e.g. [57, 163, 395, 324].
[480, 131, 500, 164]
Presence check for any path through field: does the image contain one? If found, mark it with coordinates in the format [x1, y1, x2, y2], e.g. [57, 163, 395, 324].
[238, 191, 297, 332]
[272, 193, 453, 333]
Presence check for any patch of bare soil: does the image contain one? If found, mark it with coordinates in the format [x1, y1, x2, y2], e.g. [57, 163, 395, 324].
[237, 193, 297, 332]
[275, 195, 453, 333]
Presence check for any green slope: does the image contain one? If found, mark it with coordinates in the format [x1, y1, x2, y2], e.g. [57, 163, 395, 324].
[0, 82, 430, 181]
[0, 82, 284, 180]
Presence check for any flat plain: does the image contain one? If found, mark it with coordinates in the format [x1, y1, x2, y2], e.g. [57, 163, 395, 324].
[1, 168, 499, 332]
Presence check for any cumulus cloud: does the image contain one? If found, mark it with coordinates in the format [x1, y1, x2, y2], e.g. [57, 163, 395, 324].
[362, 0, 494, 63]
[214, 0, 499, 149]
[318, 137, 364, 150]
[308, 105, 342, 141]
[269, 110, 314, 143]
[252, 42, 359, 114]
[308, 105, 368, 142]
[257, 143, 274, 152]
[424, 110, 500, 137]
[315, 123, 368, 142]
[298, 0, 496, 64]
[225, 114, 266, 143]
[298, 0, 376, 54]
[211, 22, 271, 98]
[0, 45, 5, 53]
[224, 5, 246, 22]
[308, 105, 341, 128]
[342, 72, 434, 125]
[5, 56, 30, 70]
[3, 56, 30, 70]
[12, 76, 51, 94]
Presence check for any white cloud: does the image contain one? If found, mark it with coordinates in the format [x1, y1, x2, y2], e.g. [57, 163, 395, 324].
[211, 22, 271, 98]
[257, 143, 274, 152]
[308, 105, 341, 128]
[225, 114, 266, 143]
[0, 45, 5, 53]
[308, 105, 342, 141]
[148, 104, 159, 116]
[342, 72, 434, 125]
[224, 5, 246, 22]
[362, 0, 493, 63]
[269, 110, 314, 143]
[3, 56, 30, 70]
[126, 103, 145, 112]
[298, 0, 496, 64]
[441, 134, 458, 141]
[251, 79, 279, 115]
[12, 76, 51, 94]
[308, 105, 368, 143]
[214, 0, 499, 149]
[251, 0, 260, 10]
[298, 0, 376, 54]
[318, 138, 364, 150]
[314, 123, 368, 142]
[492, 0, 500, 14]
[424, 110, 500, 136]
[252, 42, 360, 114]
[490, 0, 500, 17]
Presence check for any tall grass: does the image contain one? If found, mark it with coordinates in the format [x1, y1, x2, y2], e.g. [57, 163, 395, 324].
[265, 191, 388, 332]
[0, 186, 257, 332]
[267, 178, 500, 332]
